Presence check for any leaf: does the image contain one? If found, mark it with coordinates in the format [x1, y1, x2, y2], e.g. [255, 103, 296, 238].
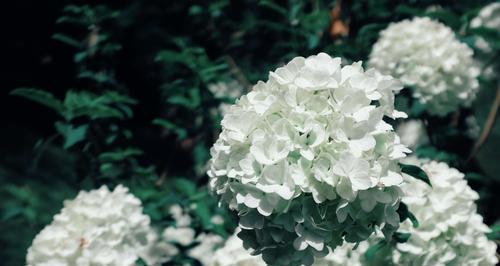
[52, 33, 82, 48]
[193, 200, 212, 229]
[364, 240, 387, 261]
[10, 88, 64, 113]
[486, 223, 500, 240]
[98, 148, 143, 162]
[259, 0, 287, 16]
[393, 232, 411, 243]
[399, 163, 432, 187]
[152, 118, 187, 139]
[174, 178, 197, 197]
[54, 122, 88, 149]
[397, 202, 419, 228]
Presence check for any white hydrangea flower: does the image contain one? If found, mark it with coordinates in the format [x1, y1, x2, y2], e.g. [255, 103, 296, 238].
[139, 229, 179, 266]
[392, 161, 498, 266]
[140, 204, 223, 265]
[209, 80, 246, 116]
[470, 2, 500, 53]
[208, 53, 410, 265]
[188, 233, 225, 265]
[369, 17, 480, 116]
[210, 228, 368, 266]
[26, 185, 152, 266]
[396, 119, 429, 149]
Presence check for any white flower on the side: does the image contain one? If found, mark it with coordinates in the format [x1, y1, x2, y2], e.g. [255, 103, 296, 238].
[470, 2, 500, 79]
[393, 161, 498, 266]
[470, 2, 500, 53]
[369, 17, 480, 116]
[26, 185, 152, 266]
[188, 233, 225, 266]
[396, 119, 429, 149]
[208, 53, 410, 265]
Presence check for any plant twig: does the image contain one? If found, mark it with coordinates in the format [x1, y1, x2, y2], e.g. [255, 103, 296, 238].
[468, 85, 500, 161]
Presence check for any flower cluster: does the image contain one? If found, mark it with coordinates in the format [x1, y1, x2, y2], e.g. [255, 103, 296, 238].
[26, 185, 152, 266]
[470, 2, 500, 79]
[142, 204, 224, 266]
[209, 80, 246, 116]
[208, 53, 410, 265]
[392, 161, 498, 266]
[369, 17, 480, 116]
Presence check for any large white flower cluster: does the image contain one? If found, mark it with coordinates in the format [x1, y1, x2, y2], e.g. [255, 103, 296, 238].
[208, 53, 410, 265]
[26, 185, 152, 266]
[392, 161, 498, 266]
[369, 17, 480, 116]
[211, 228, 368, 266]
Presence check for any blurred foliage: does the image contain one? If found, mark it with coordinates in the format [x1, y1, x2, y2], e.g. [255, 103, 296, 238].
[1, 0, 499, 265]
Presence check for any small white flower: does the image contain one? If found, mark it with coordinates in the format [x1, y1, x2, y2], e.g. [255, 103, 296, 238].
[396, 119, 429, 149]
[163, 227, 196, 246]
[188, 233, 224, 266]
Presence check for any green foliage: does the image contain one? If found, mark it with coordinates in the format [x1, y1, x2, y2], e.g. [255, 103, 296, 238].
[399, 163, 432, 187]
[1, 0, 499, 265]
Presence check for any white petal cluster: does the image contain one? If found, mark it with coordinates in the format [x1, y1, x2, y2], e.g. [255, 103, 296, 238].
[396, 119, 429, 149]
[369, 17, 480, 116]
[208, 53, 410, 265]
[142, 204, 223, 266]
[26, 185, 152, 266]
[210, 228, 367, 266]
[393, 161, 498, 266]
[209, 80, 246, 116]
[471, 2, 500, 53]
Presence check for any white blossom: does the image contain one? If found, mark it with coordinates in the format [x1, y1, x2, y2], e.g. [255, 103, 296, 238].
[392, 161, 498, 266]
[396, 119, 429, 149]
[26, 185, 152, 266]
[470, 3, 500, 79]
[471, 2, 500, 53]
[142, 204, 224, 265]
[188, 233, 225, 266]
[139, 229, 178, 266]
[208, 53, 410, 265]
[369, 17, 480, 116]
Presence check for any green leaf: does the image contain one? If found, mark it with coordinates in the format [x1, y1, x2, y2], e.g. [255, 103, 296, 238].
[174, 178, 197, 197]
[152, 118, 187, 139]
[400, 163, 432, 187]
[52, 33, 82, 48]
[54, 122, 88, 149]
[98, 148, 143, 162]
[364, 240, 387, 261]
[397, 202, 419, 228]
[193, 200, 212, 229]
[486, 223, 500, 240]
[259, 0, 287, 16]
[10, 88, 63, 113]
[393, 232, 411, 243]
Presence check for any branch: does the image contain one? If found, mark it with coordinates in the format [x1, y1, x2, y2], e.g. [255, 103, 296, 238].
[468, 85, 500, 161]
